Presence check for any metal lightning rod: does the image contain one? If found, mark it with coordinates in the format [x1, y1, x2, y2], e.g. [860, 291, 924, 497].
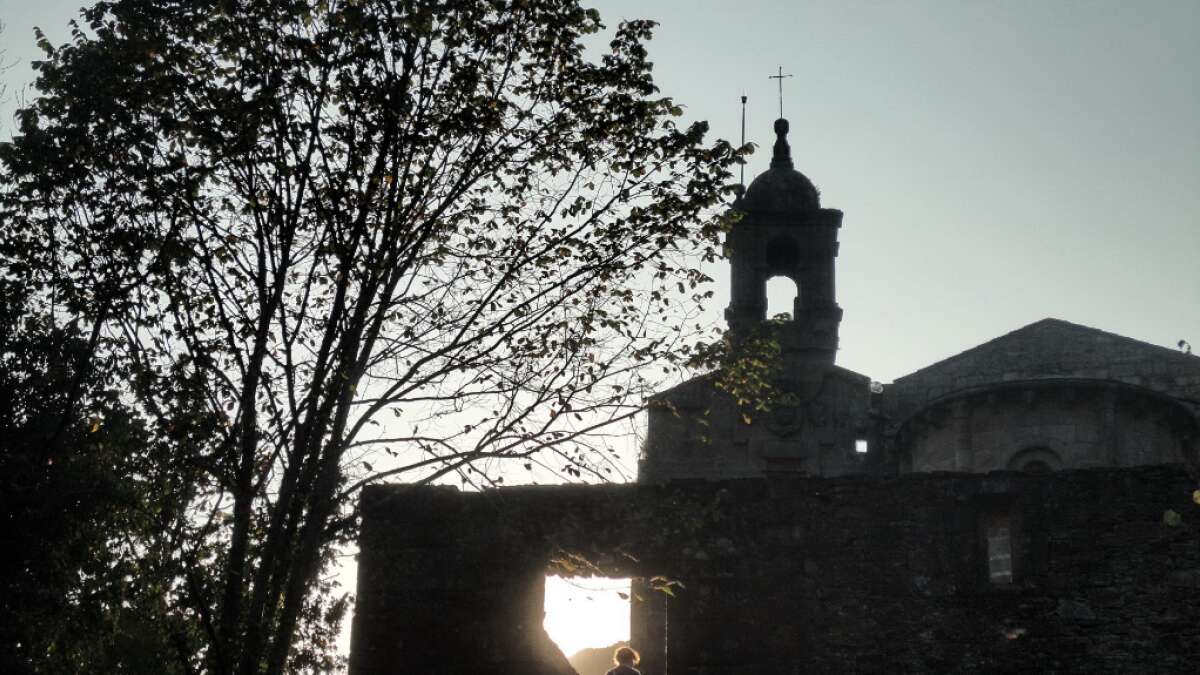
[739, 93, 747, 189]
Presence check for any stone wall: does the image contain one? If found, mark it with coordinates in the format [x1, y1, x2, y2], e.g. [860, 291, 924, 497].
[902, 381, 1195, 473]
[350, 465, 1200, 674]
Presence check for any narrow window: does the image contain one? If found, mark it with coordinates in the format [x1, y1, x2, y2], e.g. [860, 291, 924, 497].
[986, 515, 1013, 584]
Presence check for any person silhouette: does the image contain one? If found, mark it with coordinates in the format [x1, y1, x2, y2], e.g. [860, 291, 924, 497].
[605, 646, 641, 675]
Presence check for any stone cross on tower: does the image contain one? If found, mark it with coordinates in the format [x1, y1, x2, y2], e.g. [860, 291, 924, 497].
[768, 66, 793, 119]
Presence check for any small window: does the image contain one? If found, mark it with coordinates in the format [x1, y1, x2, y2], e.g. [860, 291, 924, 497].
[854, 439, 869, 454]
[986, 515, 1013, 584]
[1021, 460, 1051, 475]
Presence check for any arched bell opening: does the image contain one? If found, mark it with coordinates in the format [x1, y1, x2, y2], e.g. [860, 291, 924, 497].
[765, 275, 800, 321]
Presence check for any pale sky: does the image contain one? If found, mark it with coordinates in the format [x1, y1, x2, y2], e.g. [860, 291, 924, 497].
[5, 0, 1197, 382]
[4, 0, 1199, 660]
[586, 0, 1200, 384]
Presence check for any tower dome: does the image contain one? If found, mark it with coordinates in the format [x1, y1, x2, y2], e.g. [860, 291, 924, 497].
[737, 118, 820, 213]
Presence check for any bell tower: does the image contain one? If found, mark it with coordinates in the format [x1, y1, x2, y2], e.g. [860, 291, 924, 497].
[638, 116, 874, 484]
[725, 118, 844, 369]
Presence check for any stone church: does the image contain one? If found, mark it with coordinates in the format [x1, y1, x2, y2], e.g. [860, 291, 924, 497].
[640, 117, 1200, 484]
[349, 120, 1200, 674]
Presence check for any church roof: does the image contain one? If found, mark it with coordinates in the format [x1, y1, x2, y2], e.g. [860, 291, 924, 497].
[886, 318, 1200, 420]
[736, 118, 820, 213]
[898, 318, 1200, 382]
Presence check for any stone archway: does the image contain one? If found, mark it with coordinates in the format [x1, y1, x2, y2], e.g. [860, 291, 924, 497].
[1006, 446, 1063, 474]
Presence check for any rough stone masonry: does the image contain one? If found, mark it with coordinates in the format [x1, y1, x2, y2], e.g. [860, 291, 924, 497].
[351, 466, 1200, 674]
[350, 118, 1200, 673]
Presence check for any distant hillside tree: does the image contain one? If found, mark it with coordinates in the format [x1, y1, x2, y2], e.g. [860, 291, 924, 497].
[0, 0, 738, 672]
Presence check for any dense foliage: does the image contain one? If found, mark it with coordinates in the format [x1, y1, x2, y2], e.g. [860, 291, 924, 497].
[0, 285, 201, 673]
[0, 0, 739, 671]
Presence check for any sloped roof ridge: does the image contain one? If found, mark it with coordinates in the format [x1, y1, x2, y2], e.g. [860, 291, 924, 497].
[894, 317, 1200, 382]
[1042, 317, 1200, 361]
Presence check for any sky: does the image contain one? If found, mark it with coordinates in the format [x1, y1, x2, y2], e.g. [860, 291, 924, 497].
[581, 0, 1200, 384]
[3, 0, 1199, 660]
[4, 0, 1197, 402]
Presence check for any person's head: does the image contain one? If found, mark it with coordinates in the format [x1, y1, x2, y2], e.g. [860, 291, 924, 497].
[614, 646, 639, 667]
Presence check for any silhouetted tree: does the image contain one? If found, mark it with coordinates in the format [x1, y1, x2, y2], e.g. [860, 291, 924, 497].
[0, 282, 203, 674]
[0, 0, 738, 672]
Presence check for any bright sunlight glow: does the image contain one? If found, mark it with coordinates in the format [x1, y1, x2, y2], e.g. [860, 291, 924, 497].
[543, 575, 631, 658]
